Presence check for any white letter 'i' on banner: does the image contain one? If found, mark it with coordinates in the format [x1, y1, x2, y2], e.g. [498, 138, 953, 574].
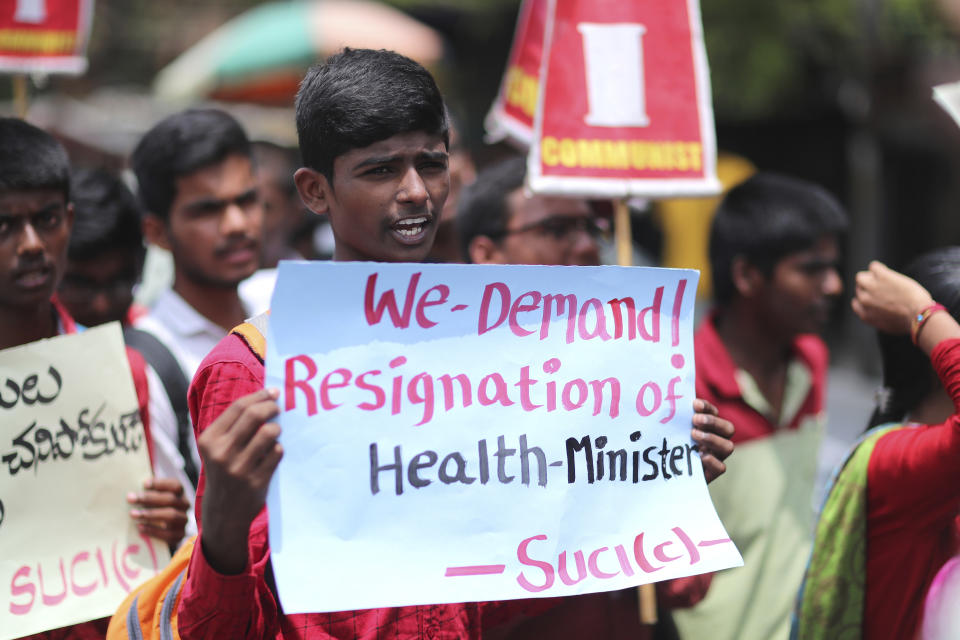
[14, 0, 47, 24]
[577, 23, 650, 128]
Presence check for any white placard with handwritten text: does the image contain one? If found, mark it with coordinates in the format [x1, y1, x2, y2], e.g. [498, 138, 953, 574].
[0, 323, 169, 639]
[266, 262, 741, 613]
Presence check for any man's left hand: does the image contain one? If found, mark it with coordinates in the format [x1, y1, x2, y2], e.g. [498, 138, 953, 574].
[127, 477, 190, 547]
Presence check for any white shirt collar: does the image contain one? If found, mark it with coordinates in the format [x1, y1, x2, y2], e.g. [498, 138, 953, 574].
[149, 288, 235, 339]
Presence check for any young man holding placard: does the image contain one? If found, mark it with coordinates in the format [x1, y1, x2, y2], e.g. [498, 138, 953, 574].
[0, 119, 189, 638]
[173, 49, 735, 639]
[172, 49, 490, 639]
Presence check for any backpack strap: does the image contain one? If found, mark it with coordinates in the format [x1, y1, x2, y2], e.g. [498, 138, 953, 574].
[158, 570, 187, 640]
[123, 327, 198, 490]
[231, 312, 269, 363]
[107, 536, 196, 640]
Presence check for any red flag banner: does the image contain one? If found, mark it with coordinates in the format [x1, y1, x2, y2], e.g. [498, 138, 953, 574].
[483, 0, 547, 148]
[0, 0, 94, 75]
[528, 0, 720, 198]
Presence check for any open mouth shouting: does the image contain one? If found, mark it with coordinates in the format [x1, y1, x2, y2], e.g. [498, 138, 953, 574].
[391, 215, 433, 243]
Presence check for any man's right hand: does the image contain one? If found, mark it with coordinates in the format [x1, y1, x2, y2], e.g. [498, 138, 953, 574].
[197, 388, 283, 575]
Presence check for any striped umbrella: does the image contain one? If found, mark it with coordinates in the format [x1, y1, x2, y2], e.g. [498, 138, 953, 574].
[154, 0, 445, 105]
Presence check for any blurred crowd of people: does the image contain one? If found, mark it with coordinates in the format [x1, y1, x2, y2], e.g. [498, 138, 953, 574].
[2, 46, 959, 640]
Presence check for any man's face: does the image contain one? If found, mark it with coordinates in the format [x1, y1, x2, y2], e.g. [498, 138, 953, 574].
[257, 171, 302, 267]
[323, 131, 449, 263]
[482, 189, 603, 266]
[153, 153, 262, 289]
[59, 247, 139, 327]
[759, 235, 843, 336]
[0, 189, 72, 311]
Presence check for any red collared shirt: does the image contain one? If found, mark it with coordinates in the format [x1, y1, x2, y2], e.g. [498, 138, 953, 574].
[659, 313, 828, 610]
[694, 312, 828, 444]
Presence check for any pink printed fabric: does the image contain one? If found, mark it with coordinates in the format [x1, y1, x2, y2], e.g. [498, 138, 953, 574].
[922, 555, 960, 639]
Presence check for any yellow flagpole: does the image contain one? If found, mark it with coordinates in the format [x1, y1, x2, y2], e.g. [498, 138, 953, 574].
[614, 199, 632, 268]
[613, 197, 659, 625]
[12, 75, 29, 119]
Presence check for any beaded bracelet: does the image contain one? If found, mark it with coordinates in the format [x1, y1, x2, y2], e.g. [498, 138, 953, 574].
[911, 302, 947, 345]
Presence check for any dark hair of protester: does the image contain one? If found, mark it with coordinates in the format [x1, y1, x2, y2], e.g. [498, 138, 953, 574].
[295, 48, 449, 179]
[868, 247, 960, 429]
[251, 141, 299, 196]
[710, 171, 849, 306]
[0, 117, 70, 200]
[68, 168, 144, 261]
[455, 155, 526, 262]
[130, 108, 251, 220]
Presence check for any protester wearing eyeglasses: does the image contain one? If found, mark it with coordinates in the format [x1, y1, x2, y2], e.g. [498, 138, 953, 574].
[457, 156, 606, 267]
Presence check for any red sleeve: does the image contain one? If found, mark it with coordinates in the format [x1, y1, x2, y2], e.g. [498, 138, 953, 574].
[125, 346, 154, 469]
[868, 338, 960, 526]
[176, 339, 280, 640]
[864, 339, 960, 638]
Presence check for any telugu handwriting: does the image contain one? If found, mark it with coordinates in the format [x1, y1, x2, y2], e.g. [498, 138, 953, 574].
[0, 366, 62, 410]
[1, 404, 143, 476]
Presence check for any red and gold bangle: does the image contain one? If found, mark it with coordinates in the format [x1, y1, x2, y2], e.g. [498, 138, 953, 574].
[911, 303, 947, 345]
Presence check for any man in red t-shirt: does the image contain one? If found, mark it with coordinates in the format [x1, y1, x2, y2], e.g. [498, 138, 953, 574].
[673, 172, 848, 640]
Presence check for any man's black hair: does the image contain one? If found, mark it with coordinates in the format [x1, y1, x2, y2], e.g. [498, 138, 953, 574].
[130, 108, 251, 221]
[455, 155, 526, 263]
[0, 118, 70, 201]
[68, 168, 144, 262]
[295, 48, 449, 180]
[710, 171, 848, 306]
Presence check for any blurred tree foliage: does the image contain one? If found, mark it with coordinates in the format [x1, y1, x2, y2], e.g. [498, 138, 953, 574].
[699, 0, 957, 119]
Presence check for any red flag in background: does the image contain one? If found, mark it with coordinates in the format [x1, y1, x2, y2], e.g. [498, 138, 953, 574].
[527, 0, 719, 198]
[484, 0, 548, 148]
[0, 0, 94, 75]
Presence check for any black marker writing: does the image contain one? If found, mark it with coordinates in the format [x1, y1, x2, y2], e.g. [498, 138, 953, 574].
[0, 366, 62, 410]
[1, 405, 142, 476]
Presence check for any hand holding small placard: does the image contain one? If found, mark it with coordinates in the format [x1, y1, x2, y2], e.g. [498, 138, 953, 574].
[0, 324, 169, 640]
[265, 262, 741, 614]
